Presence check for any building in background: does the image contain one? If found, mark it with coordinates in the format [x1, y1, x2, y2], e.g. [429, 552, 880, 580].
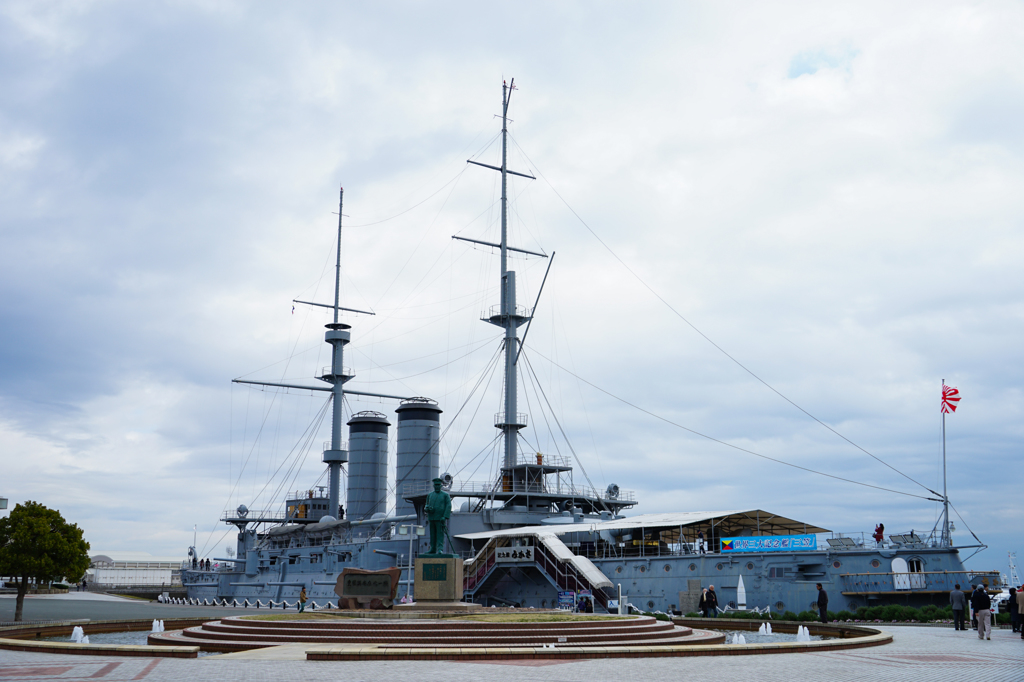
[88, 552, 184, 587]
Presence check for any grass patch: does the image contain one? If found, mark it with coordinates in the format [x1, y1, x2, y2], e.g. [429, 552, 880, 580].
[242, 613, 359, 622]
[447, 614, 625, 623]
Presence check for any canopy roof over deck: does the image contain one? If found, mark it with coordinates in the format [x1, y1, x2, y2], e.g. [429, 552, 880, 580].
[455, 509, 829, 541]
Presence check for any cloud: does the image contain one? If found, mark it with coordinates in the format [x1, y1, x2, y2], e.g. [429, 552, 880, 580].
[0, 2, 1021, 573]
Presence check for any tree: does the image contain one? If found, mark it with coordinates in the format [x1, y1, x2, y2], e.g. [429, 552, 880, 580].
[0, 501, 90, 621]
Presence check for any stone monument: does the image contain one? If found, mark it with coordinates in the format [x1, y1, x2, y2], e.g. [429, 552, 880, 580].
[333, 567, 401, 609]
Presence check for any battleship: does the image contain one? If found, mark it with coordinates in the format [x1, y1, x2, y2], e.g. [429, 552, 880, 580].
[184, 81, 1003, 615]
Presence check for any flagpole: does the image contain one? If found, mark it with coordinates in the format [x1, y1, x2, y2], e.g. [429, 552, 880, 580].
[941, 379, 949, 547]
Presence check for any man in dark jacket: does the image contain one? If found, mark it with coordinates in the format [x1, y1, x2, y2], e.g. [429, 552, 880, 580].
[706, 585, 719, 617]
[816, 583, 829, 623]
[950, 584, 967, 630]
[1009, 588, 1018, 633]
[971, 585, 992, 640]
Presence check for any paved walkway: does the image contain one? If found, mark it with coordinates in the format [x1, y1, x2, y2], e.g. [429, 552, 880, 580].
[1, 626, 1021, 681]
[0, 595, 240, 623]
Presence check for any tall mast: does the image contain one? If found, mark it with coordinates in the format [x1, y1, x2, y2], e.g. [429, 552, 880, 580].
[457, 79, 542, 484]
[323, 186, 350, 519]
[941, 378, 949, 547]
[334, 188, 343, 325]
[499, 81, 517, 471]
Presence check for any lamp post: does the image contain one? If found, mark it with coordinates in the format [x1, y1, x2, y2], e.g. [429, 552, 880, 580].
[396, 524, 425, 599]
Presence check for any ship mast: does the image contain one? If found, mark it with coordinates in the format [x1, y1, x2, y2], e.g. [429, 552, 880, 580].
[324, 187, 349, 518]
[498, 81, 519, 471]
[457, 79, 544, 475]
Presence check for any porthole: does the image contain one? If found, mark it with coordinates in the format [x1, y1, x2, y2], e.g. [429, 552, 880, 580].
[833, 560, 842, 569]
[716, 563, 724, 571]
[728, 601, 737, 609]
[870, 559, 880, 568]
[664, 564, 671, 572]
[615, 566, 623, 573]
[639, 565, 646, 573]
[541, 599, 547, 607]
[810, 602, 818, 610]
[775, 601, 785, 610]
[647, 601, 655, 609]
[746, 562, 755, 570]
[848, 602, 858, 611]
[689, 563, 697, 571]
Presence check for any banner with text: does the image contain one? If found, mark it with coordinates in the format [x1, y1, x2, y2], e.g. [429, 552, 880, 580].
[720, 534, 817, 553]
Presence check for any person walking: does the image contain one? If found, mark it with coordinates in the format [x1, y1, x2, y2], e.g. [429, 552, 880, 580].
[698, 588, 709, 617]
[950, 584, 967, 631]
[1018, 584, 1024, 640]
[706, 585, 719, 618]
[816, 583, 829, 623]
[971, 585, 992, 640]
[298, 586, 307, 613]
[1008, 588, 1018, 633]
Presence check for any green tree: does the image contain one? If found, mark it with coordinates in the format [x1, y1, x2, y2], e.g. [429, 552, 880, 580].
[0, 501, 90, 621]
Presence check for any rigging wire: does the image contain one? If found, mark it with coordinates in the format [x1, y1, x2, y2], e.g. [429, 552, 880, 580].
[352, 335, 495, 385]
[520, 350, 608, 512]
[345, 165, 471, 228]
[528, 348, 940, 503]
[509, 134, 941, 499]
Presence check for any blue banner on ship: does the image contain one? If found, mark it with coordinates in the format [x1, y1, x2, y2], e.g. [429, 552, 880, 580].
[719, 534, 817, 552]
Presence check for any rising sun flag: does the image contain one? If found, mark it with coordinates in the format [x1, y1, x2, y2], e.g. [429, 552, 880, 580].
[941, 384, 961, 414]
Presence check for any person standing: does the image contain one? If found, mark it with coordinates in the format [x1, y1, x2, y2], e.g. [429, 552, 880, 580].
[698, 588, 709, 617]
[1018, 584, 1024, 640]
[873, 523, 885, 546]
[971, 585, 992, 640]
[697, 530, 706, 554]
[298, 586, 307, 613]
[706, 585, 719, 618]
[950, 584, 967, 631]
[816, 583, 829, 623]
[1009, 588, 1018, 633]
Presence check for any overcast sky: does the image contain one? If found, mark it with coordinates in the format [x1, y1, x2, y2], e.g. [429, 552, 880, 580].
[1, 2, 1021, 575]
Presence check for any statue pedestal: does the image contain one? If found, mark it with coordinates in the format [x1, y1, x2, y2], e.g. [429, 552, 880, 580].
[395, 556, 480, 611]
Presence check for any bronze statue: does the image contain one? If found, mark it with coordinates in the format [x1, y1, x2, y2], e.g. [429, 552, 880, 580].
[423, 477, 452, 555]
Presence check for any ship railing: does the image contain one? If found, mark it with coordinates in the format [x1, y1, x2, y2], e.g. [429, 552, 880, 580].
[318, 365, 352, 379]
[510, 452, 572, 468]
[401, 479, 636, 502]
[483, 304, 532, 320]
[285, 490, 330, 501]
[839, 570, 1004, 594]
[494, 412, 528, 427]
[830, 529, 944, 550]
[220, 507, 287, 521]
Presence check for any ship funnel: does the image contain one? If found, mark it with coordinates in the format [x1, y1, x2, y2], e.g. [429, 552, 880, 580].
[395, 398, 442, 518]
[347, 411, 390, 525]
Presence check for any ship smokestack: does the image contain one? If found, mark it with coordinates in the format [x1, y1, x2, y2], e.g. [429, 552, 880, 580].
[347, 411, 390, 524]
[395, 398, 442, 518]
